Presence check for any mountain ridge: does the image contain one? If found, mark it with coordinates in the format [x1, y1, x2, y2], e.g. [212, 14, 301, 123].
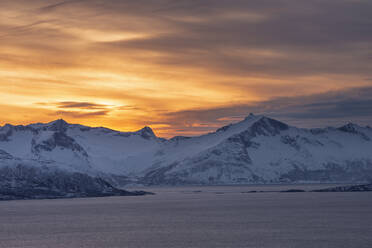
[1, 114, 372, 187]
[1, 114, 368, 140]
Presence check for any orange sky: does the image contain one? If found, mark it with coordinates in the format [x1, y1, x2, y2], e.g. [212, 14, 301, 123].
[1, 0, 371, 137]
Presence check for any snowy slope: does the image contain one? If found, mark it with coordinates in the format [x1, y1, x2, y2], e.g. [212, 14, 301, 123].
[0, 119, 161, 175]
[143, 116, 372, 185]
[1, 115, 372, 186]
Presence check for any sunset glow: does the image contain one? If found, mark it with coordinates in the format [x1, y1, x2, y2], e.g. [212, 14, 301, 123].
[1, 0, 371, 137]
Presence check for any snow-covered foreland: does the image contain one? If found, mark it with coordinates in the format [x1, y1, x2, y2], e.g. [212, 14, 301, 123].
[1, 114, 372, 191]
[0, 164, 150, 200]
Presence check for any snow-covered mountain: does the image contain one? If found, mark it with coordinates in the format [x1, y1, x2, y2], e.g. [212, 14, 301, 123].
[1, 114, 372, 187]
[0, 164, 149, 200]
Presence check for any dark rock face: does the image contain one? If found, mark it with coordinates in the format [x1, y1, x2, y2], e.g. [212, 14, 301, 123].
[338, 123, 370, 141]
[250, 117, 289, 136]
[32, 132, 88, 157]
[0, 165, 151, 201]
[281, 135, 301, 150]
[312, 184, 372, 192]
[48, 119, 69, 132]
[0, 149, 13, 160]
[216, 123, 233, 133]
[338, 123, 359, 133]
[137, 126, 156, 140]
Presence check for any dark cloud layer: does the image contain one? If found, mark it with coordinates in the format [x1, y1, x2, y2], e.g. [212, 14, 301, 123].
[160, 86, 372, 135]
[52, 110, 109, 118]
[1, 0, 371, 137]
[95, 0, 372, 78]
[3, 0, 372, 78]
[36, 101, 115, 119]
[56, 101, 110, 110]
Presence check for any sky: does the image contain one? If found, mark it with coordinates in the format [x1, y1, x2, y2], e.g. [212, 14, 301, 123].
[0, 0, 371, 137]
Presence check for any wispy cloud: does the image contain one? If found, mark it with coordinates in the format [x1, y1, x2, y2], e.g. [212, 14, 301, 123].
[36, 101, 114, 110]
[0, 0, 371, 137]
[37, 0, 85, 13]
[158, 86, 372, 136]
[52, 110, 109, 118]
[55, 101, 111, 110]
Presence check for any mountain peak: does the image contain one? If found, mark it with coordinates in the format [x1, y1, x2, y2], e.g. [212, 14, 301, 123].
[244, 113, 257, 121]
[248, 116, 289, 136]
[338, 122, 360, 133]
[137, 126, 156, 139]
[216, 114, 264, 134]
[49, 119, 68, 124]
[338, 122, 368, 135]
[48, 119, 70, 132]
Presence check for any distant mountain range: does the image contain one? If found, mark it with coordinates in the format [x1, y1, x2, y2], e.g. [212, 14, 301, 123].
[1, 114, 372, 198]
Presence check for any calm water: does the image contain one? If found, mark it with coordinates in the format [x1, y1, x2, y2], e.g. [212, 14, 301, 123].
[0, 185, 371, 248]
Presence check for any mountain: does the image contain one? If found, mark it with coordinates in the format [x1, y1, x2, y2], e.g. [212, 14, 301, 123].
[1, 114, 372, 189]
[0, 164, 149, 200]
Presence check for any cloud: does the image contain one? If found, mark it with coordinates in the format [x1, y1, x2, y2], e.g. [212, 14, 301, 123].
[52, 110, 109, 118]
[1, 0, 372, 137]
[35, 101, 115, 119]
[3, 0, 371, 79]
[94, 0, 372, 78]
[36, 101, 113, 110]
[159, 86, 372, 136]
[55, 101, 110, 110]
[37, 0, 85, 13]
